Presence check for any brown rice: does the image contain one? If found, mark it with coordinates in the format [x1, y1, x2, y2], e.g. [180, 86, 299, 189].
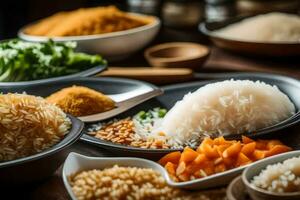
[88, 118, 169, 149]
[0, 93, 71, 161]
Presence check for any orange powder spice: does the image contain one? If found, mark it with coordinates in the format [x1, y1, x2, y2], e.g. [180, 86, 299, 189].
[47, 86, 115, 117]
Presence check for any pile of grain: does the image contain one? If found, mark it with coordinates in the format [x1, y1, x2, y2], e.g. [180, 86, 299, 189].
[88, 118, 169, 149]
[0, 93, 71, 161]
[68, 165, 219, 200]
[47, 86, 115, 117]
[157, 80, 295, 145]
[251, 156, 300, 193]
[213, 12, 300, 43]
[25, 6, 153, 37]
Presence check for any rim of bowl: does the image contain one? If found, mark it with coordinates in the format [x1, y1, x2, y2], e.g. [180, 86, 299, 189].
[199, 21, 300, 45]
[226, 176, 244, 200]
[144, 42, 210, 63]
[0, 115, 84, 168]
[242, 150, 300, 197]
[18, 13, 161, 41]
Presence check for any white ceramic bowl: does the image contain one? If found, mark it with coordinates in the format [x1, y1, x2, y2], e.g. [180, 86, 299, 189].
[18, 13, 161, 61]
[62, 152, 252, 200]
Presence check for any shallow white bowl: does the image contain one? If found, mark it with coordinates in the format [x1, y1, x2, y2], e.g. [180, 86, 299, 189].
[62, 152, 252, 199]
[18, 13, 161, 61]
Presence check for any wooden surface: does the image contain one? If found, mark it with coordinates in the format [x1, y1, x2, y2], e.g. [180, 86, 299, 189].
[5, 30, 300, 200]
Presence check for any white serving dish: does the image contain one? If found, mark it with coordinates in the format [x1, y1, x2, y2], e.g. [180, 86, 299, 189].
[18, 13, 161, 61]
[62, 152, 252, 199]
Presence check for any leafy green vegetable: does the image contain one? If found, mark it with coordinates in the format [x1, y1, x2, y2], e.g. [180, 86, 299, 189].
[135, 107, 167, 124]
[0, 39, 106, 82]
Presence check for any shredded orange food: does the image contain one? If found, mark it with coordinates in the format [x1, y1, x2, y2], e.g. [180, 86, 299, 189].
[159, 136, 292, 182]
[24, 6, 154, 36]
[46, 86, 115, 117]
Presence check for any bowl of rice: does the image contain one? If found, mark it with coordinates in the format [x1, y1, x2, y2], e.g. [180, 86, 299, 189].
[242, 150, 300, 200]
[0, 93, 84, 185]
[199, 12, 300, 56]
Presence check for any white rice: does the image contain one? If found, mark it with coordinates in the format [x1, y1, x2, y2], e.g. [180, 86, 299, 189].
[213, 12, 300, 43]
[251, 156, 300, 193]
[156, 80, 295, 146]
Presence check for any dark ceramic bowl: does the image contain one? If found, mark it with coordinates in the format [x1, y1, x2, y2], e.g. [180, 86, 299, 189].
[0, 115, 84, 185]
[199, 15, 300, 57]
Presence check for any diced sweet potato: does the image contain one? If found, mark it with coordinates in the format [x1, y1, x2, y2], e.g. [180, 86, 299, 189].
[180, 147, 198, 163]
[252, 150, 266, 160]
[165, 162, 176, 175]
[266, 140, 283, 150]
[242, 136, 254, 144]
[178, 172, 190, 182]
[265, 145, 292, 157]
[223, 142, 242, 158]
[159, 151, 181, 166]
[241, 142, 256, 156]
[193, 154, 207, 165]
[176, 161, 186, 175]
[215, 163, 227, 173]
[256, 140, 269, 150]
[202, 144, 219, 158]
[236, 152, 251, 167]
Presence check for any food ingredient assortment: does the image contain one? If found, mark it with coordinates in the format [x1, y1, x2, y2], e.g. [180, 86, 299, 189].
[24, 6, 154, 37]
[0, 93, 71, 161]
[88, 108, 170, 149]
[251, 156, 300, 193]
[213, 12, 300, 42]
[159, 136, 291, 182]
[68, 165, 221, 200]
[0, 40, 105, 82]
[47, 86, 115, 117]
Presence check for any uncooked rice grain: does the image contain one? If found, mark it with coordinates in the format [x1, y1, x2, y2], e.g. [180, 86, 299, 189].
[0, 93, 71, 161]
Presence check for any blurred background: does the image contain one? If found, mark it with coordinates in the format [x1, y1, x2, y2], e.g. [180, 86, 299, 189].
[1, 0, 299, 40]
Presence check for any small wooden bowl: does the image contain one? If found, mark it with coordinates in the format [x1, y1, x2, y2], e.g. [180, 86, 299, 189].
[144, 42, 210, 71]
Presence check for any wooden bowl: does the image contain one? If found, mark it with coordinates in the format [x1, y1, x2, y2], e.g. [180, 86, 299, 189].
[144, 42, 210, 71]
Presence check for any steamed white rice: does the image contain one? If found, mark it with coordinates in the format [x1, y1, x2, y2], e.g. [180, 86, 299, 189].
[157, 80, 295, 145]
[213, 12, 300, 43]
[252, 156, 300, 193]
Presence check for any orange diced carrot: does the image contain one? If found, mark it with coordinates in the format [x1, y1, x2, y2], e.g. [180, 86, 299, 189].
[265, 145, 292, 157]
[176, 161, 186, 175]
[213, 136, 234, 145]
[215, 163, 227, 173]
[180, 147, 198, 163]
[178, 172, 190, 182]
[242, 136, 254, 144]
[266, 140, 283, 150]
[193, 154, 207, 165]
[216, 144, 231, 156]
[236, 152, 251, 167]
[158, 151, 181, 166]
[241, 142, 256, 156]
[223, 156, 235, 168]
[252, 150, 266, 160]
[256, 140, 268, 150]
[202, 144, 219, 158]
[186, 163, 202, 174]
[197, 138, 214, 153]
[223, 142, 242, 158]
[165, 162, 176, 175]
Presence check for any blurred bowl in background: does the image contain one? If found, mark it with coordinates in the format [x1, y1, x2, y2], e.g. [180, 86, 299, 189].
[18, 13, 161, 62]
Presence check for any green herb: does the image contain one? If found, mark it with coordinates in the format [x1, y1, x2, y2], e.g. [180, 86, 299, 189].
[134, 107, 167, 123]
[0, 39, 106, 82]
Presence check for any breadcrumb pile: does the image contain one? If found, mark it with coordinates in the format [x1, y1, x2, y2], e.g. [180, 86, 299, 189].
[25, 6, 153, 36]
[47, 86, 115, 117]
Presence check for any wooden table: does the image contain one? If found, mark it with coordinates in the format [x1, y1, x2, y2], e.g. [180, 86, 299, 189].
[4, 30, 300, 200]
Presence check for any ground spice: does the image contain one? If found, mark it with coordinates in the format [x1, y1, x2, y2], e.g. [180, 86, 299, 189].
[47, 86, 115, 117]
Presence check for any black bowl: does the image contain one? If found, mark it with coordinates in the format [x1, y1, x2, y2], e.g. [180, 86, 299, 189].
[0, 115, 84, 185]
[81, 72, 300, 159]
[199, 15, 300, 57]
